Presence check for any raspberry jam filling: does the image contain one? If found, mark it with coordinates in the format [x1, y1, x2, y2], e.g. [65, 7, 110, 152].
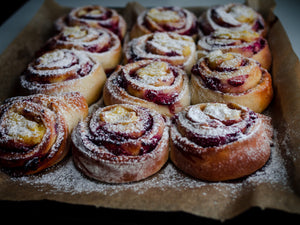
[118, 61, 181, 105]
[73, 7, 122, 38]
[25, 50, 94, 83]
[88, 105, 162, 156]
[34, 50, 78, 70]
[173, 103, 257, 147]
[242, 37, 266, 54]
[56, 27, 113, 53]
[77, 62, 93, 77]
[211, 9, 239, 28]
[76, 7, 112, 21]
[143, 6, 198, 35]
[192, 51, 261, 93]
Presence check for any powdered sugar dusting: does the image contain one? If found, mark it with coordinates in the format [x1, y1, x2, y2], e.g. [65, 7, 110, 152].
[201, 3, 263, 35]
[11, 125, 289, 196]
[126, 32, 196, 73]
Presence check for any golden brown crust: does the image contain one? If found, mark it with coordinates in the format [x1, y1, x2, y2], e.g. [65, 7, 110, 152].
[170, 103, 272, 181]
[198, 3, 267, 37]
[197, 30, 272, 70]
[124, 32, 196, 74]
[71, 104, 169, 183]
[251, 43, 272, 70]
[55, 5, 127, 40]
[43, 26, 122, 73]
[191, 70, 273, 113]
[103, 60, 191, 117]
[130, 6, 198, 40]
[20, 49, 106, 105]
[0, 92, 88, 176]
[191, 51, 273, 113]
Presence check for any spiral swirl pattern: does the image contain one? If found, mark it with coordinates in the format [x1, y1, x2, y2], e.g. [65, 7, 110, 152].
[197, 29, 271, 69]
[103, 60, 190, 116]
[72, 103, 169, 183]
[20, 49, 106, 105]
[131, 6, 198, 39]
[170, 102, 272, 181]
[191, 50, 273, 112]
[56, 5, 127, 40]
[0, 92, 88, 176]
[44, 26, 122, 73]
[125, 32, 196, 73]
[198, 3, 266, 37]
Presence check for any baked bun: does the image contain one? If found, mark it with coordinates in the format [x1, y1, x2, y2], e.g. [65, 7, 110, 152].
[198, 3, 266, 37]
[103, 60, 190, 117]
[170, 102, 272, 181]
[191, 50, 273, 113]
[0, 92, 88, 176]
[55, 5, 127, 40]
[197, 29, 271, 70]
[71, 103, 169, 183]
[124, 32, 196, 74]
[43, 26, 122, 73]
[20, 49, 106, 105]
[131, 6, 198, 40]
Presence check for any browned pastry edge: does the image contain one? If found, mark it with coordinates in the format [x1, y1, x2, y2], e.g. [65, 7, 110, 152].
[170, 112, 272, 181]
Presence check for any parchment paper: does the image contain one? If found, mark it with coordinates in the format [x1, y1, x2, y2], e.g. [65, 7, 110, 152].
[0, 0, 300, 221]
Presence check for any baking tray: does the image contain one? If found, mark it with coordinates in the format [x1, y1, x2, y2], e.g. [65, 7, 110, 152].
[0, 0, 300, 221]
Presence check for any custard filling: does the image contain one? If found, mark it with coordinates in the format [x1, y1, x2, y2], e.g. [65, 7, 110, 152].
[6, 112, 46, 145]
[62, 26, 88, 39]
[136, 61, 171, 86]
[100, 106, 138, 125]
[147, 8, 180, 23]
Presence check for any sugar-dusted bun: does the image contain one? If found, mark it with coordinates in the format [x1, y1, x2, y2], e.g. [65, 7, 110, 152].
[131, 6, 198, 40]
[103, 60, 190, 117]
[197, 29, 271, 70]
[20, 49, 106, 105]
[191, 50, 273, 113]
[0, 92, 88, 176]
[56, 5, 127, 40]
[71, 103, 169, 183]
[170, 102, 272, 181]
[198, 3, 267, 37]
[124, 32, 196, 74]
[43, 26, 122, 73]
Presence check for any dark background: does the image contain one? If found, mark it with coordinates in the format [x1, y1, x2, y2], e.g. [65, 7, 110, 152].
[1, 1, 300, 224]
[0, 0, 28, 26]
[1, 200, 300, 224]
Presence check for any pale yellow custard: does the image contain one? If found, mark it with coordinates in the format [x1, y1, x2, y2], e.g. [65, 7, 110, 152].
[6, 112, 46, 145]
[207, 50, 235, 69]
[78, 8, 102, 17]
[230, 6, 256, 24]
[62, 26, 88, 39]
[136, 61, 169, 86]
[100, 106, 138, 125]
[203, 103, 241, 121]
[147, 8, 180, 23]
[214, 30, 260, 42]
[152, 33, 192, 57]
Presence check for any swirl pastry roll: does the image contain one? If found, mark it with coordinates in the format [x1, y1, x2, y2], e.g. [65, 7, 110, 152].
[72, 104, 169, 183]
[124, 32, 196, 74]
[130, 6, 198, 40]
[103, 60, 190, 117]
[20, 49, 106, 105]
[198, 3, 266, 37]
[191, 50, 273, 113]
[56, 5, 127, 40]
[197, 30, 271, 70]
[170, 102, 272, 181]
[0, 92, 88, 176]
[44, 26, 122, 73]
